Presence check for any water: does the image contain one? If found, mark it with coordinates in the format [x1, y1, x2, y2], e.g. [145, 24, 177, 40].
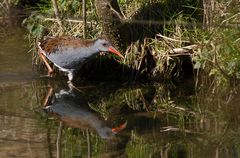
[1, 28, 240, 158]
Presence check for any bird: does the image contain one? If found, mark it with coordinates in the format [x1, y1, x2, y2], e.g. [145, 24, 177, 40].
[38, 36, 124, 84]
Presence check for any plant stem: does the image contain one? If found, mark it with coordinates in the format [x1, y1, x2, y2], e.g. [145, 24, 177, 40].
[51, 0, 63, 30]
[82, 0, 87, 38]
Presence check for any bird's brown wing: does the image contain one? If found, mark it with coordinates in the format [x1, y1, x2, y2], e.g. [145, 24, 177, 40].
[38, 36, 96, 54]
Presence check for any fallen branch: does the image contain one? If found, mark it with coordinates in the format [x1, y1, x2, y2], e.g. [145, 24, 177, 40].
[169, 44, 198, 54]
[156, 33, 190, 43]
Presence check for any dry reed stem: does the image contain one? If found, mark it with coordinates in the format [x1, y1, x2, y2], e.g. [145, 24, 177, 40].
[82, 0, 87, 38]
[169, 44, 198, 54]
[157, 33, 190, 43]
[51, 0, 63, 29]
[44, 18, 93, 24]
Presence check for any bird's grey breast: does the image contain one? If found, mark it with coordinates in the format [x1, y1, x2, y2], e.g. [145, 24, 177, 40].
[47, 46, 97, 69]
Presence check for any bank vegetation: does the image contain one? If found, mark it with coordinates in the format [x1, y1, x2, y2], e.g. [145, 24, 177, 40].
[1, 0, 240, 87]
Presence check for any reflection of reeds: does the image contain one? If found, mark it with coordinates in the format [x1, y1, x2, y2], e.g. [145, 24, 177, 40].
[87, 83, 188, 118]
[31, 78, 240, 157]
[0, 0, 25, 27]
[0, 1, 10, 17]
[124, 84, 240, 158]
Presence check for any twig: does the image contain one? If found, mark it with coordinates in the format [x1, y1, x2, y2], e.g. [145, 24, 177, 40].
[156, 33, 190, 43]
[109, 4, 126, 20]
[168, 53, 192, 57]
[221, 12, 240, 25]
[160, 126, 198, 134]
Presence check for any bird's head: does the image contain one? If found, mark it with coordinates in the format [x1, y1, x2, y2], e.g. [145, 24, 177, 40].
[94, 38, 124, 59]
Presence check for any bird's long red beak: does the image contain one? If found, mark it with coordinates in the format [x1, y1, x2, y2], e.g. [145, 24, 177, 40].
[108, 47, 124, 59]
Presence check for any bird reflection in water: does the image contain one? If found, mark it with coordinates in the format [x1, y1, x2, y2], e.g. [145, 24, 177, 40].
[42, 85, 127, 139]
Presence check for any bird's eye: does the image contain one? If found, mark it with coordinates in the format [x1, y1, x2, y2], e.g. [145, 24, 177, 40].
[103, 43, 108, 47]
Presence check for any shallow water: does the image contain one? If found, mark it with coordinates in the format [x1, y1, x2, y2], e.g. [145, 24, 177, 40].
[1, 28, 240, 158]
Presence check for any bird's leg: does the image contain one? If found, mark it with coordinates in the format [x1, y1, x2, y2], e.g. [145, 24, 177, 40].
[67, 71, 82, 92]
[38, 51, 53, 77]
[99, 52, 106, 56]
